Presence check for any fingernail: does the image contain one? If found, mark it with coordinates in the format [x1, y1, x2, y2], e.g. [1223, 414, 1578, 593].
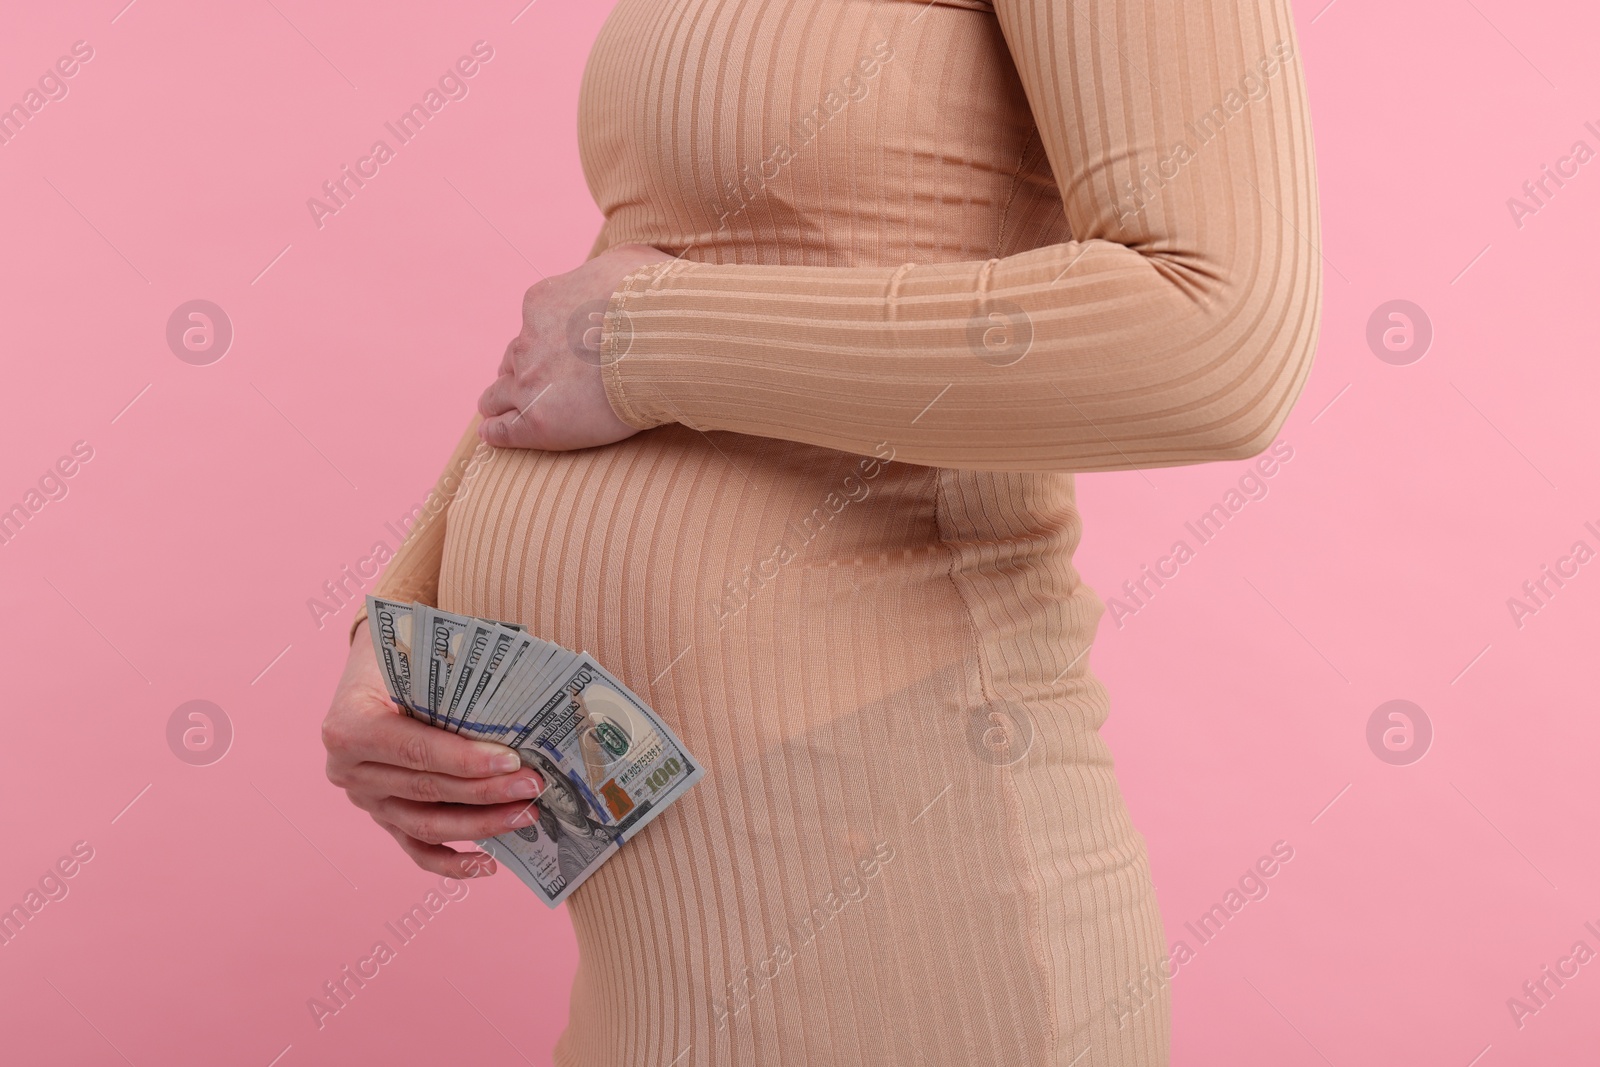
[510, 776, 541, 799]
[491, 752, 521, 774]
[506, 806, 537, 828]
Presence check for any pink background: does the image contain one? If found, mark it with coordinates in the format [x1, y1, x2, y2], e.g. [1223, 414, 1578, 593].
[1, 1, 1596, 1064]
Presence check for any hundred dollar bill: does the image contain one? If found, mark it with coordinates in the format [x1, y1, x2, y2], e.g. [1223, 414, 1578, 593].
[414, 606, 471, 727]
[451, 626, 531, 738]
[366, 596, 418, 712]
[432, 610, 527, 731]
[478, 641, 565, 739]
[439, 619, 498, 730]
[478, 654, 703, 907]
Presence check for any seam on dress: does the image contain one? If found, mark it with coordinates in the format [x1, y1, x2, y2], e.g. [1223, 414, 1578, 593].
[932, 466, 1059, 1064]
[994, 125, 1039, 255]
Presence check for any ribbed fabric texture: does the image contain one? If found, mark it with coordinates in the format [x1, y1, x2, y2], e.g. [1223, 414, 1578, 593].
[359, 0, 1320, 1063]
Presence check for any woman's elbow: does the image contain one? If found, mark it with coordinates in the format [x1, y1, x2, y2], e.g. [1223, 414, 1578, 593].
[1200, 304, 1321, 462]
[1116, 280, 1321, 466]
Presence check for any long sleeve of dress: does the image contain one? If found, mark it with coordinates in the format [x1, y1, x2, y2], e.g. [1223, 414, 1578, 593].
[597, 0, 1320, 473]
[347, 414, 485, 642]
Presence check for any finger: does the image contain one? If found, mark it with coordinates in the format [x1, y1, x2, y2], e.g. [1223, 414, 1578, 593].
[376, 819, 499, 879]
[346, 763, 545, 806]
[329, 708, 523, 778]
[479, 410, 541, 450]
[477, 371, 518, 419]
[375, 796, 544, 844]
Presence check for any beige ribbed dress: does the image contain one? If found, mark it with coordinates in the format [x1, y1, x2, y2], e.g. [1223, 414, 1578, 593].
[357, 0, 1321, 1062]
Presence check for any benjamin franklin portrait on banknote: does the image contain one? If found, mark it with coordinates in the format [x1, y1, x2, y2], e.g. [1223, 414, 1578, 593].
[513, 749, 617, 886]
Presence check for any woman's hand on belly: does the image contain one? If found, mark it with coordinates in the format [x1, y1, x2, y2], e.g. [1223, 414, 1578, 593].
[477, 241, 674, 451]
[322, 620, 550, 878]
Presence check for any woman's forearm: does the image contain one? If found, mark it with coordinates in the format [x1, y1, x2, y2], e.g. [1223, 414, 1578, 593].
[598, 0, 1320, 474]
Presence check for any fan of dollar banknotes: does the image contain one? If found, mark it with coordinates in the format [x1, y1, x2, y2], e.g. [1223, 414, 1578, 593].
[365, 595, 704, 907]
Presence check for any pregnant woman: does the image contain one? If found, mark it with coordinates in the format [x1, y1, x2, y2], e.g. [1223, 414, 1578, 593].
[321, 0, 1320, 1063]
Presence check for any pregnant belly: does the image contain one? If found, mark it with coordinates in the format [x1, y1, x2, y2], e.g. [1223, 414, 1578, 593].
[436, 426, 953, 668]
[434, 424, 986, 771]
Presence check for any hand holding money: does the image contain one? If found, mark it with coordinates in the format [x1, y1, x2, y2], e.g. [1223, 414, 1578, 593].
[347, 597, 705, 907]
[322, 617, 548, 881]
